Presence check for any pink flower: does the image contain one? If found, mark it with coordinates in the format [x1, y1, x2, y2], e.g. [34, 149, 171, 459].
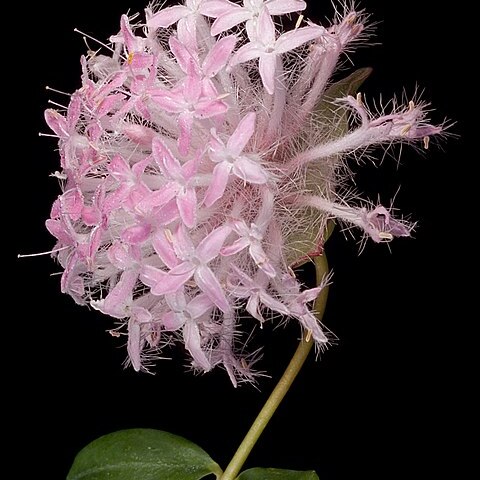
[201, 0, 307, 36]
[229, 9, 325, 94]
[44, 2, 443, 383]
[204, 111, 269, 206]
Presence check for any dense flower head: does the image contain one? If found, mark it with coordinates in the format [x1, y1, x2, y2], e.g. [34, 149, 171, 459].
[45, 0, 442, 384]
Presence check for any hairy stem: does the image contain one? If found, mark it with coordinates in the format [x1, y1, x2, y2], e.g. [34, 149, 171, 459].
[220, 254, 329, 480]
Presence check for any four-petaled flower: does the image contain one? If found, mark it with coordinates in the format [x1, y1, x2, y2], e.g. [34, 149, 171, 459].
[230, 9, 325, 93]
[204, 112, 268, 206]
[141, 224, 232, 313]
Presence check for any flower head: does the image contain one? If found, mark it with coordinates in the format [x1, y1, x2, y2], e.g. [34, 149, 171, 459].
[45, 0, 442, 384]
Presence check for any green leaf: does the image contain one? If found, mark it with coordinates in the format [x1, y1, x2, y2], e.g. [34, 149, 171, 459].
[316, 67, 373, 133]
[236, 467, 320, 479]
[285, 68, 372, 268]
[67, 429, 222, 480]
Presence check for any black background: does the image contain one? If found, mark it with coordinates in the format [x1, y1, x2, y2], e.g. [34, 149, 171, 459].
[13, 1, 471, 479]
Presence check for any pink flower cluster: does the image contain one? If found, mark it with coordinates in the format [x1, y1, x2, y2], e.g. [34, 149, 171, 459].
[45, 0, 442, 383]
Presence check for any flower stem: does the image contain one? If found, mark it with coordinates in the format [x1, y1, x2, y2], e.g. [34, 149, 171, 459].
[220, 254, 329, 480]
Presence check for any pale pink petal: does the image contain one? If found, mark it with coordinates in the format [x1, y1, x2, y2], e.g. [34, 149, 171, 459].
[256, 8, 276, 45]
[227, 112, 256, 155]
[108, 242, 139, 270]
[147, 5, 188, 29]
[61, 254, 85, 302]
[129, 185, 156, 211]
[136, 185, 178, 213]
[122, 124, 156, 146]
[203, 161, 232, 207]
[151, 230, 178, 269]
[246, 294, 262, 321]
[210, 9, 251, 36]
[259, 291, 290, 316]
[195, 98, 228, 119]
[229, 42, 263, 67]
[86, 226, 103, 260]
[275, 26, 324, 54]
[172, 224, 195, 260]
[66, 94, 82, 128]
[258, 53, 277, 95]
[81, 205, 101, 226]
[160, 263, 196, 292]
[140, 264, 167, 288]
[152, 137, 182, 177]
[165, 289, 188, 312]
[177, 187, 197, 228]
[230, 218, 250, 236]
[154, 199, 181, 226]
[128, 53, 154, 70]
[45, 219, 73, 245]
[45, 109, 68, 138]
[108, 155, 131, 181]
[131, 306, 152, 324]
[127, 316, 143, 371]
[201, 77, 220, 99]
[184, 320, 211, 371]
[194, 265, 230, 313]
[92, 270, 138, 318]
[232, 157, 269, 184]
[162, 311, 185, 331]
[203, 35, 237, 77]
[365, 206, 411, 242]
[221, 237, 250, 256]
[96, 71, 128, 97]
[119, 15, 143, 53]
[142, 263, 194, 295]
[296, 312, 328, 343]
[267, 0, 306, 15]
[61, 188, 84, 221]
[181, 155, 199, 180]
[245, 18, 257, 41]
[187, 294, 214, 318]
[177, 15, 198, 49]
[150, 88, 186, 113]
[206, 128, 225, 162]
[169, 35, 194, 73]
[196, 225, 231, 262]
[96, 93, 125, 118]
[134, 97, 152, 120]
[199, 0, 237, 18]
[298, 285, 324, 304]
[250, 244, 276, 277]
[121, 223, 152, 244]
[50, 198, 61, 218]
[178, 112, 194, 156]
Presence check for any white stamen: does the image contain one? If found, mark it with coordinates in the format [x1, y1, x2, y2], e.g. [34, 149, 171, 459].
[305, 329, 312, 342]
[50, 171, 67, 180]
[48, 100, 68, 109]
[165, 229, 174, 243]
[74, 28, 116, 54]
[39, 133, 59, 138]
[18, 246, 69, 259]
[295, 15, 304, 30]
[46, 86, 71, 96]
[378, 232, 394, 241]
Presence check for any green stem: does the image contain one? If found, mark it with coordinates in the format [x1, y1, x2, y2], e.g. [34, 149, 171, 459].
[220, 254, 329, 480]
